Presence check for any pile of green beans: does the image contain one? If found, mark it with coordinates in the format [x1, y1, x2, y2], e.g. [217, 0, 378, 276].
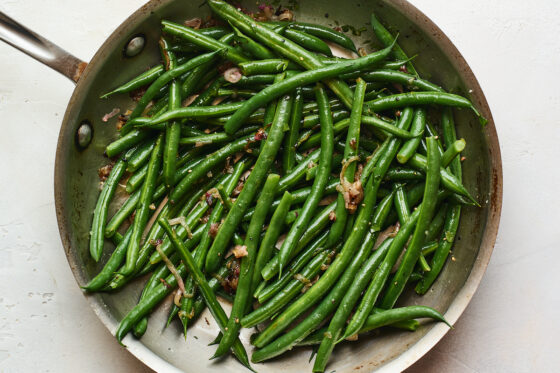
[85, 2, 484, 371]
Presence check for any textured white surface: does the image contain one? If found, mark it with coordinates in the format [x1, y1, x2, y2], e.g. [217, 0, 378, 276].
[0, 1, 558, 372]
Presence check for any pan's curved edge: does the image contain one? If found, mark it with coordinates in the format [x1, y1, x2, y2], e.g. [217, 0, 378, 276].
[54, 0, 183, 372]
[53, 0, 503, 372]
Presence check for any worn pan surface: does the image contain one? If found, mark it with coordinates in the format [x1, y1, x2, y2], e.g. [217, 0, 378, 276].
[2, 0, 502, 371]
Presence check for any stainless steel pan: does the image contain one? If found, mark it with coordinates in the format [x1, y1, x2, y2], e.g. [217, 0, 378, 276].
[0, 1, 502, 371]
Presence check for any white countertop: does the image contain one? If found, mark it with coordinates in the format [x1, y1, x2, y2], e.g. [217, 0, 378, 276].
[1, 1, 559, 372]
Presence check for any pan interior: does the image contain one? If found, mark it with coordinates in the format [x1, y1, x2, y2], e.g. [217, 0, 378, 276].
[55, 0, 497, 372]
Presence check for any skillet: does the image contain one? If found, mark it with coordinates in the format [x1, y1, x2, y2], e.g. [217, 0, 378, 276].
[0, 1, 502, 371]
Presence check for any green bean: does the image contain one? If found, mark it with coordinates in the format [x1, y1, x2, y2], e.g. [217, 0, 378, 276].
[421, 240, 439, 256]
[397, 108, 426, 163]
[197, 26, 232, 39]
[370, 12, 418, 77]
[133, 102, 246, 127]
[359, 69, 443, 92]
[216, 88, 256, 98]
[283, 88, 304, 173]
[441, 108, 463, 179]
[239, 59, 289, 75]
[243, 249, 329, 328]
[261, 202, 336, 281]
[257, 231, 328, 303]
[281, 28, 333, 56]
[128, 51, 222, 121]
[312, 236, 394, 371]
[168, 27, 233, 53]
[362, 115, 419, 141]
[441, 139, 466, 168]
[277, 85, 334, 276]
[126, 140, 156, 172]
[98, 52, 185, 99]
[278, 149, 321, 191]
[326, 79, 366, 248]
[337, 58, 416, 80]
[179, 126, 260, 146]
[222, 42, 394, 134]
[121, 134, 163, 275]
[89, 151, 130, 261]
[100, 65, 164, 98]
[158, 220, 251, 368]
[232, 74, 276, 87]
[393, 183, 410, 225]
[253, 191, 293, 286]
[360, 306, 450, 334]
[161, 21, 249, 64]
[380, 137, 441, 308]
[83, 228, 133, 291]
[205, 93, 293, 273]
[215, 174, 279, 357]
[169, 133, 258, 204]
[407, 152, 477, 205]
[160, 40, 181, 188]
[105, 130, 151, 158]
[178, 133, 230, 146]
[364, 91, 486, 125]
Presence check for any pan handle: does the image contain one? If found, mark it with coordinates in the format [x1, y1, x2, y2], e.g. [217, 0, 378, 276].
[0, 11, 87, 83]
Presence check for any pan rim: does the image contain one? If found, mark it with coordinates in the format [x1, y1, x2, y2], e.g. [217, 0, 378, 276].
[53, 0, 502, 371]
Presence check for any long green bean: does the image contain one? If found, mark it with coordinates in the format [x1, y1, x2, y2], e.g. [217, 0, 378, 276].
[277, 85, 334, 275]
